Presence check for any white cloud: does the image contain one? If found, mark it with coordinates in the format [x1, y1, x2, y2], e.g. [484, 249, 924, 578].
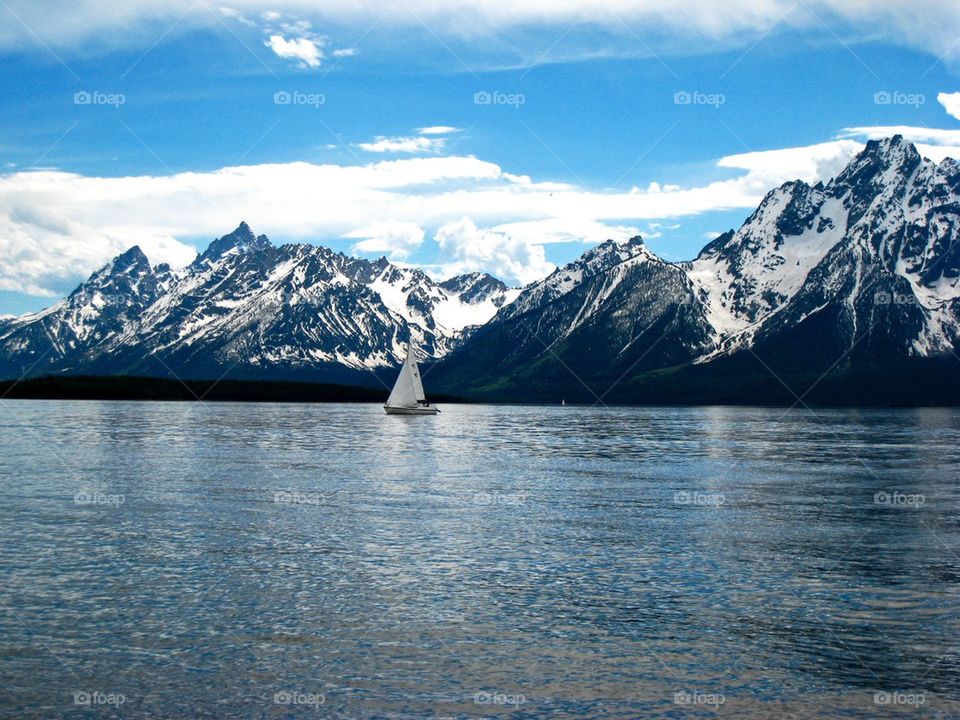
[2, 1, 960, 65]
[264, 34, 324, 68]
[2, 131, 957, 295]
[435, 218, 554, 285]
[346, 221, 425, 260]
[489, 217, 641, 246]
[331, 47, 357, 58]
[644, 181, 681, 193]
[0, 209, 197, 296]
[355, 135, 447, 153]
[938, 92, 960, 121]
[718, 140, 864, 185]
[839, 126, 960, 145]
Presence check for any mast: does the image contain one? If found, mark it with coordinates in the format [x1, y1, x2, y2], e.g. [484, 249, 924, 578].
[408, 341, 426, 402]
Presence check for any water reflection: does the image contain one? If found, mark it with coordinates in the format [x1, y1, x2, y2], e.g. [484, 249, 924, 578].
[0, 401, 958, 718]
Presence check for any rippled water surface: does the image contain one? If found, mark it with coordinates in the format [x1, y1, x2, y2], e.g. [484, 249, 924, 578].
[1, 401, 959, 718]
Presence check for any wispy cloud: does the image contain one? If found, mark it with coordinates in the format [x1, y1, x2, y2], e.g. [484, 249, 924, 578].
[345, 220, 425, 260]
[218, 7, 257, 27]
[355, 126, 461, 154]
[3, 1, 960, 66]
[417, 126, 462, 136]
[355, 135, 446, 154]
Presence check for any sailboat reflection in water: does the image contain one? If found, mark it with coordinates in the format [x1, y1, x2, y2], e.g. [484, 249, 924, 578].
[383, 340, 440, 415]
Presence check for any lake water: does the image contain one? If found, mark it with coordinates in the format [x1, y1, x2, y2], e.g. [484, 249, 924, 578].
[1, 401, 958, 718]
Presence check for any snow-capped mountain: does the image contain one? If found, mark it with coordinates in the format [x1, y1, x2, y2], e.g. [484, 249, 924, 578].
[688, 135, 960, 363]
[3, 136, 956, 403]
[433, 136, 960, 401]
[0, 222, 517, 383]
[426, 235, 716, 399]
[495, 236, 660, 322]
[0, 246, 173, 376]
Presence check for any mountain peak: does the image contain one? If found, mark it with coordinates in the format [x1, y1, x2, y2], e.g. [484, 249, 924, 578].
[862, 134, 919, 162]
[827, 134, 923, 228]
[599, 234, 644, 250]
[112, 245, 150, 271]
[222, 221, 257, 246]
[834, 135, 921, 187]
[439, 271, 509, 299]
[582, 234, 648, 266]
[196, 222, 274, 264]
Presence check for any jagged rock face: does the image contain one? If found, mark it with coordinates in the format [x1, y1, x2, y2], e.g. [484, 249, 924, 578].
[0, 246, 168, 377]
[686, 180, 836, 333]
[431, 237, 716, 400]
[0, 223, 517, 382]
[686, 136, 960, 359]
[497, 236, 650, 323]
[439, 272, 511, 306]
[759, 138, 960, 362]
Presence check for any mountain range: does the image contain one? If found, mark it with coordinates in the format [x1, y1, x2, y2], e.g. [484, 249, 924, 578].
[431, 135, 960, 404]
[0, 222, 517, 387]
[2, 135, 958, 405]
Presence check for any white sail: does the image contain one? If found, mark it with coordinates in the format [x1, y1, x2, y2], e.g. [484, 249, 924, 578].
[386, 341, 425, 407]
[408, 347, 426, 402]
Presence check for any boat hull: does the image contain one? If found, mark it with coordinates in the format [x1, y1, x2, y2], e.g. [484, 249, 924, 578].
[384, 404, 440, 415]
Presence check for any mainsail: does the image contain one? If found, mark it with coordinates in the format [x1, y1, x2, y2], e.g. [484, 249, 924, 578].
[386, 341, 426, 407]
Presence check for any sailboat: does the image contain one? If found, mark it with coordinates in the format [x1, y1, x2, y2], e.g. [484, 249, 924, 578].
[384, 340, 440, 415]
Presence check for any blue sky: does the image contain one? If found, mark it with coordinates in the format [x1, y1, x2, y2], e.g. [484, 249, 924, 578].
[1, 1, 960, 315]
